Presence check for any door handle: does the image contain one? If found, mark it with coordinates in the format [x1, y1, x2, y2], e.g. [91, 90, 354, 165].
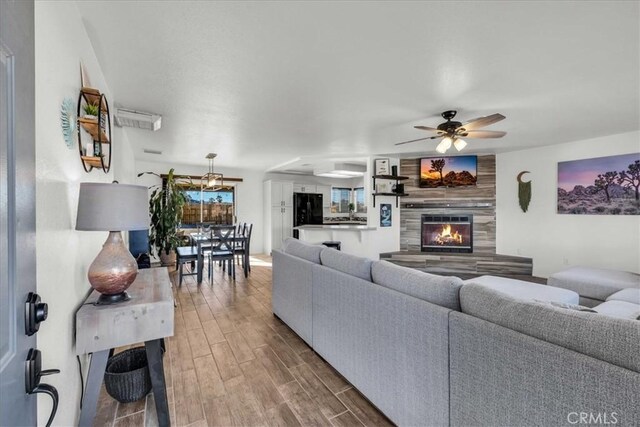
[25, 292, 48, 336]
[25, 348, 59, 427]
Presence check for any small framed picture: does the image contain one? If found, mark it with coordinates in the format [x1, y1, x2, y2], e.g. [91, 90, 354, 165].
[380, 204, 392, 227]
[374, 158, 390, 175]
[375, 182, 389, 193]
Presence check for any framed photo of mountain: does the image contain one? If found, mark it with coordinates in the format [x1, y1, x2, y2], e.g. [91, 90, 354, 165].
[557, 153, 640, 215]
[419, 156, 477, 188]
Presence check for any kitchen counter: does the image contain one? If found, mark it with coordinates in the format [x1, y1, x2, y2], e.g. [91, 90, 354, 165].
[294, 224, 376, 231]
[322, 221, 368, 225]
[294, 224, 380, 257]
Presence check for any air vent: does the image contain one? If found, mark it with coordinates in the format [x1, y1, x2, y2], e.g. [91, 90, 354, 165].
[143, 149, 162, 155]
[115, 108, 162, 131]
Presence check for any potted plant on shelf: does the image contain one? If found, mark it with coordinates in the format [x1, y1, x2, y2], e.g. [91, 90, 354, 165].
[83, 102, 99, 120]
[138, 168, 186, 266]
[348, 202, 355, 220]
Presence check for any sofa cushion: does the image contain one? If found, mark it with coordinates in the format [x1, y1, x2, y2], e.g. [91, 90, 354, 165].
[320, 248, 372, 281]
[282, 238, 323, 264]
[547, 266, 640, 301]
[371, 261, 463, 310]
[594, 300, 640, 320]
[460, 284, 640, 373]
[543, 301, 597, 313]
[465, 275, 579, 304]
[606, 288, 640, 305]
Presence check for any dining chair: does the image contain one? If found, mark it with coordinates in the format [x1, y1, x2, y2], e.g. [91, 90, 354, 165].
[175, 246, 199, 287]
[207, 225, 236, 281]
[234, 223, 253, 277]
[235, 222, 246, 266]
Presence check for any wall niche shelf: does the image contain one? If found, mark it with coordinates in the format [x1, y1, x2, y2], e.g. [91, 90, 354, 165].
[77, 87, 111, 173]
[372, 174, 409, 207]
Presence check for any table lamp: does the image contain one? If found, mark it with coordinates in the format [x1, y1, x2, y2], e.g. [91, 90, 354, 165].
[76, 182, 149, 304]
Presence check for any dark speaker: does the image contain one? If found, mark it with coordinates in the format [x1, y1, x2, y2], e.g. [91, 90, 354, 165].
[391, 165, 398, 176]
[394, 184, 404, 194]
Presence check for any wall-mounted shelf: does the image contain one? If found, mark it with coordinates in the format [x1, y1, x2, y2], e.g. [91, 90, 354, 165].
[80, 156, 106, 168]
[372, 175, 409, 207]
[77, 87, 111, 173]
[78, 118, 110, 144]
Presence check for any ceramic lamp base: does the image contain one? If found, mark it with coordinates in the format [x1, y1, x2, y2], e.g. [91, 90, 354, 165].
[88, 231, 138, 302]
[96, 291, 131, 305]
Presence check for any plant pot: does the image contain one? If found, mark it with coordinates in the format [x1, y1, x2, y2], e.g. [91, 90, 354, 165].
[159, 250, 176, 267]
[104, 347, 152, 403]
[83, 114, 97, 120]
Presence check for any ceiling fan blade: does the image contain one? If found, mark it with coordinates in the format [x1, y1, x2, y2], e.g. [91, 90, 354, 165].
[459, 130, 507, 139]
[457, 113, 505, 131]
[414, 125, 443, 133]
[395, 136, 439, 146]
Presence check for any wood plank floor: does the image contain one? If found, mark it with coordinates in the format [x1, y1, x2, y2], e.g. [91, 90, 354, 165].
[94, 255, 392, 427]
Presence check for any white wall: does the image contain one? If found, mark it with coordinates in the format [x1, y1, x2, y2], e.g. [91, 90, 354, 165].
[364, 156, 401, 258]
[496, 131, 640, 277]
[35, 2, 136, 425]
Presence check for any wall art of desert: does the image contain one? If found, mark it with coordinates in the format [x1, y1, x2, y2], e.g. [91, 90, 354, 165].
[557, 153, 640, 215]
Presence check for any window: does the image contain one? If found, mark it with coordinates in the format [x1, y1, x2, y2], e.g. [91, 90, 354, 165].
[181, 188, 235, 225]
[331, 187, 351, 214]
[354, 187, 367, 213]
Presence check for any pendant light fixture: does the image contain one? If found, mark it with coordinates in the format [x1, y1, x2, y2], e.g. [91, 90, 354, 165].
[201, 153, 223, 189]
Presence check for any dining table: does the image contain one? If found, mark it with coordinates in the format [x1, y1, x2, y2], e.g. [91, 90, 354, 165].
[189, 232, 248, 283]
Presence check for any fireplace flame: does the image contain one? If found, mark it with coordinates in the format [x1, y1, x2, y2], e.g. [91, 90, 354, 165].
[435, 224, 463, 245]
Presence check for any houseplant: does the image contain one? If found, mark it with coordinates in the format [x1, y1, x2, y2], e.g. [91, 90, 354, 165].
[83, 102, 99, 119]
[348, 202, 355, 219]
[138, 168, 186, 266]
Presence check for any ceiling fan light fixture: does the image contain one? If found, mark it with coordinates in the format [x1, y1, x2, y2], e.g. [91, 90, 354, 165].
[436, 136, 452, 154]
[453, 138, 467, 151]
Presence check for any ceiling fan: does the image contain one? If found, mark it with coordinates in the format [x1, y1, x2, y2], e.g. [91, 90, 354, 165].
[396, 110, 506, 154]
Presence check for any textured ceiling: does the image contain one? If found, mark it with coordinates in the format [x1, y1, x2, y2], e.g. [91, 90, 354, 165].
[76, 1, 640, 170]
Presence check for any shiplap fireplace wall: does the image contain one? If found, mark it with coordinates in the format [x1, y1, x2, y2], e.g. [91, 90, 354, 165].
[399, 155, 496, 254]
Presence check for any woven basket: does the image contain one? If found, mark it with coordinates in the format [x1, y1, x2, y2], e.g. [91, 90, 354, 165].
[104, 347, 152, 403]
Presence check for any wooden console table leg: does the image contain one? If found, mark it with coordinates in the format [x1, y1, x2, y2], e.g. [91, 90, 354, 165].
[145, 339, 170, 427]
[78, 349, 109, 427]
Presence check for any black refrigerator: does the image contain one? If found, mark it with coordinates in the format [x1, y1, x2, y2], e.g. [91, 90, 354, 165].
[293, 193, 323, 238]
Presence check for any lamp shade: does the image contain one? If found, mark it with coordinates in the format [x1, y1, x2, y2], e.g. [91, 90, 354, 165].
[76, 183, 149, 231]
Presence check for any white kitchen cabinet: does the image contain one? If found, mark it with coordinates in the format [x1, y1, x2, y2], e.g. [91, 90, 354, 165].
[317, 185, 331, 208]
[270, 206, 293, 252]
[269, 181, 293, 207]
[264, 180, 294, 253]
[293, 183, 317, 194]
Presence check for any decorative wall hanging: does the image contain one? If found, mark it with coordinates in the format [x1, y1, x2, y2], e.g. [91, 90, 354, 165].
[374, 158, 390, 175]
[517, 171, 531, 212]
[557, 153, 640, 215]
[76, 86, 112, 173]
[380, 203, 392, 227]
[60, 98, 76, 149]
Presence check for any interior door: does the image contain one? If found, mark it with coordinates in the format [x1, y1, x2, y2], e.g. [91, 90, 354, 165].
[0, 1, 37, 425]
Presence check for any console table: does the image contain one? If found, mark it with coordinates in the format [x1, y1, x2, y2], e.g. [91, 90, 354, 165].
[75, 268, 174, 426]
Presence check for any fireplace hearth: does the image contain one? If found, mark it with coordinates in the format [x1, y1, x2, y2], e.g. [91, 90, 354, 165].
[421, 214, 473, 253]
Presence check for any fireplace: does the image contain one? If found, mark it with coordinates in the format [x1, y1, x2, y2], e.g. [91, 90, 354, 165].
[421, 214, 473, 253]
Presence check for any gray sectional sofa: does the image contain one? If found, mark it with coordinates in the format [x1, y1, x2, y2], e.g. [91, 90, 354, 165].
[272, 238, 640, 427]
[548, 266, 640, 307]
